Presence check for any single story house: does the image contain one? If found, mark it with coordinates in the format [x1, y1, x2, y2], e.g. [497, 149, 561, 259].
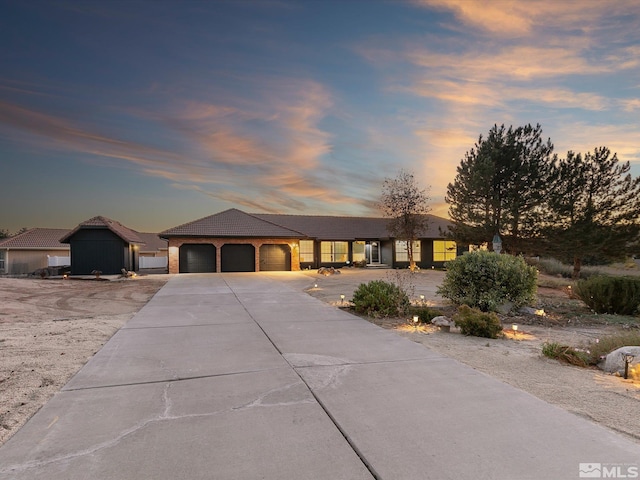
[160, 208, 460, 274]
[0, 228, 71, 275]
[60, 216, 167, 275]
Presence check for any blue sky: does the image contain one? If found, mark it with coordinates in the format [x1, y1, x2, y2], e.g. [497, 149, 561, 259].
[2, 0, 639, 233]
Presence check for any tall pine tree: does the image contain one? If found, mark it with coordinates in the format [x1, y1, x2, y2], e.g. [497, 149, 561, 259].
[544, 147, 640, 278]
[446, 124, 556, 253]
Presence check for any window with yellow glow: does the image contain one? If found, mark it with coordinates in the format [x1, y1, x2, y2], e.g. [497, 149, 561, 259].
[321, 241, 348, 263]
[433, 240, 457, 261]
[299, 240, 314, 262]
[395, 240, 421, 262]
[352, 241, 365, 262]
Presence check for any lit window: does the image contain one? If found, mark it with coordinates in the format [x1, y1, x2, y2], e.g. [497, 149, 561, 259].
[433, 240, 457, 261]
[395, 241, 421, 262]
[352, 241, 365, 262]
[299, 240, 314, 262]
[320, 241, 348, 263]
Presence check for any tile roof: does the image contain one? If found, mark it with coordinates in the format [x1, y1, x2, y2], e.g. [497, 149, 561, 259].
[160, 208, 452, 240]
[0, 228, 71, 249]
[160, 209, 305, 238]
[135, 232, 168, 252]
[255, 213, 451, 240]
[60, 216, 145, 244]
[254, 214, 390, 240]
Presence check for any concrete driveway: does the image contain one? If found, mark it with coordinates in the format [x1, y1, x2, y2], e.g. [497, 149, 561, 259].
[0, 273, 637, 479]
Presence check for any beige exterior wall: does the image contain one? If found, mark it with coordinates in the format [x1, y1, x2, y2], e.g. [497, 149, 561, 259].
[167, 237, 300, 274]
[1, 249, 70, 275]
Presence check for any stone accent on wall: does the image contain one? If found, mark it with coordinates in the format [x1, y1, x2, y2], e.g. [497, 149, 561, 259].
[167, 237, 300, 273]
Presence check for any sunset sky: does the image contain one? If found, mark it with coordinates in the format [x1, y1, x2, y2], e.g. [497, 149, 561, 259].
[2, 0, 639, 234]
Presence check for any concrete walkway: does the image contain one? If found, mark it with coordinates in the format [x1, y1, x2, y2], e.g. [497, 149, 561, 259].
[0, 273, 637, 480]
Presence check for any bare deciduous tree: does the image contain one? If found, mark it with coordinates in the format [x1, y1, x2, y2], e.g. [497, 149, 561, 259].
[380, 169, 431, 271]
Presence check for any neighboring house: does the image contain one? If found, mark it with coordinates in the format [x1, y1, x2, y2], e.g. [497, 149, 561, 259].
[60, 216, 146, 275]
[0, 228, 71, 275]
[160, 208, 460, 274]
[136, 232, 169, 258]
[135, 232, 169, 271]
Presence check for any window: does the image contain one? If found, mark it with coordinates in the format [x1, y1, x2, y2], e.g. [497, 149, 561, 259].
[433, 240, 457, 262]
[352, 241, 365, 262]
[320, 241, 348, 263]
[395, 240, 421, 262]
[0, 250, 4, 272]
[299, 240, 315, 263]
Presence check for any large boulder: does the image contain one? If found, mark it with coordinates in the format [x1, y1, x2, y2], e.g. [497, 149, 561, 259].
[600, 346, 640, 375]
[318, 267, 341, 276]
[431, 315, 454, 332]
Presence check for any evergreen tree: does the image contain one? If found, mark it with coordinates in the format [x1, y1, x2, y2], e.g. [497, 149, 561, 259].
[544, 147, 640, 278]
[446, 124, 555, 253]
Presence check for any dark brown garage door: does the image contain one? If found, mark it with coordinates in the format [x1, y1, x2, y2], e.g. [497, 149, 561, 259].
[221, 244, 255, 272]
[259, 244, 291, 271]
[179, 244, 216, 273]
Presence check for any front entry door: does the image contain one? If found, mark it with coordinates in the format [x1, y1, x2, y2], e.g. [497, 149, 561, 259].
[366, 241, 380, 264]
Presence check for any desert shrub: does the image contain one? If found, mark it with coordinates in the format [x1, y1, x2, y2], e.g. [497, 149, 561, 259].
[352, 280, 410, 317]
[408, 305, 442, 323]
[581, 331, 640, 365]
[437, 251, 537, 312]
[531, 257, 572, 277]
[528, 257, 602, 279]
[453, 305, 503, 338]
[575, 276, 640, 315]
[541, 342, 589, 367]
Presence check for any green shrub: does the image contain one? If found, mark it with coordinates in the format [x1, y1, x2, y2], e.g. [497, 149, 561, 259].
[453, 305, 503, 338]
[437, 251, 537, 312]
[541, 342, 589, 367]
[575, 276, 640, 315]
[352, 280, 410, 317]
[408, 305, 442, 323]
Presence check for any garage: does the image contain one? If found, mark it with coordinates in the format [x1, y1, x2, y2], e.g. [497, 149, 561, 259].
[179, 244, 216, 273]
[259, 244, 291, 271]
[221, 244, 255, 272]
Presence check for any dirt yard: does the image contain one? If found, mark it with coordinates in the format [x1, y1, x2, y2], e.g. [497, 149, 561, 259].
[1, 269, 639, 448]
[0, 275, 168, 446]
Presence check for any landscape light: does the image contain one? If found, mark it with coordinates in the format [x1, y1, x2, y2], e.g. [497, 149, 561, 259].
[420, 294, 425, 303]
[622, 352, 635, 379]
[512, 324, 518, 334]
[314, 283, 318, 288]
[413, 315, 419, 324]
[340, 294, 345, 304]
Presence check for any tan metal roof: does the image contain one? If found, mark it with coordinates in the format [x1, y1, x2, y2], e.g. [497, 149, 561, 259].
[0, 228, 71, 250]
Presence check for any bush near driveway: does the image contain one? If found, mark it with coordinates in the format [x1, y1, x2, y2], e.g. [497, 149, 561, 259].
[352, 280, 410, 317]
[437, 251, 537, 312]
[454, 305, 503, 338]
